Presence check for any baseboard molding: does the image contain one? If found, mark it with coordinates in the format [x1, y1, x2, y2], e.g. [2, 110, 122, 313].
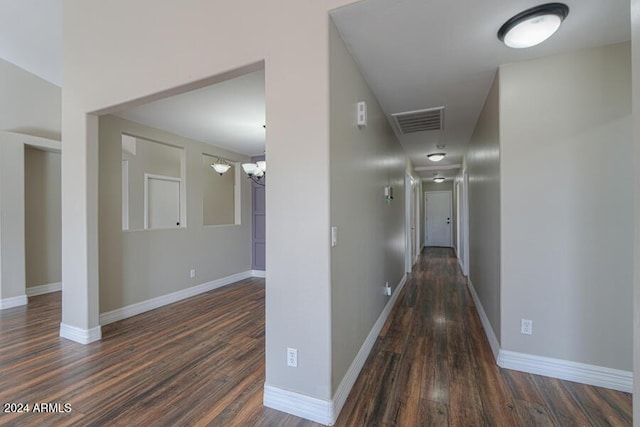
[264, 274, 409, 425]
[498, 350, 632, 393]
[466, 279, 500, 361]
[251, 270, 266, 278]
[0, 295, 28, 310]
[27, 282, 62, 297]
[100, 270, 253, 325]
[331, 274, 407, 422]
[59, 323, 102, 344]
[263, 384, 333, 425]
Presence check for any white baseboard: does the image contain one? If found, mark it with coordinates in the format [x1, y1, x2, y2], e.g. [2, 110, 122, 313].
[99, 270, 254, 325]
[59, 323, 102, 344]
[251, 270, 266, 278]
[263, 384, 333, 425]
[498, 350, 632, 393]
[264, 274, 409, 425]
[27, 282, 62, 297]
[0, 295, 28, 310]
[466, 279, 500, 361]
[331, 274, 407, 422]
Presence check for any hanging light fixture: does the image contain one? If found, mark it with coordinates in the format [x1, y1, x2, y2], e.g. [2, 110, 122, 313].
[498, 3, 569, 49]
[434, 177, 445, 183]
[211, 158, 231, 175]
[242, 160, 266, 185]
[427, 153, 446, 162]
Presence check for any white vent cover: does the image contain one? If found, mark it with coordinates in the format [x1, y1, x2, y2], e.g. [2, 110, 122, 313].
[391, 106, 444, 134]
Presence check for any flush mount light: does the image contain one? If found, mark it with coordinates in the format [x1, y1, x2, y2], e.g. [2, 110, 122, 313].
[427, 153, 446, 162]
[434, 177, 445, 183]
[498, 3, 569, 49]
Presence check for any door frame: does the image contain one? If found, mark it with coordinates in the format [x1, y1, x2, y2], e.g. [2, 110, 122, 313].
[424, 190, 453, 248]
[143, 173, 182, 230]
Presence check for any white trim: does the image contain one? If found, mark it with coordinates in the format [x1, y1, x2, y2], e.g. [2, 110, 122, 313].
[0, 295, 28, 310]
[467, 279, 500, 361]
[26, 282, 62, 297]
[59, 323, 102, 344]
[263, 385, 333, 425]
[264, 274, 409, 425]
[331, 274, 408, 422]
[498, 350, 633, 393]
[143, 173, 182, 230]
[99, 270, 253, 325]
[251, 270, 266, 278]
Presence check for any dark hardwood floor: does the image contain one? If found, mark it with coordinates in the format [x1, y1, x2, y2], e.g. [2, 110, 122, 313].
[0, 248, 631, 426]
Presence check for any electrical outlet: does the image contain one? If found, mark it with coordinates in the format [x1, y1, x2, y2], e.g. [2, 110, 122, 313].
[287, 348, 298, 367]
[384, 282, 392, 296]
[521, 319, 533, 335]
[190, 269, 196, 279]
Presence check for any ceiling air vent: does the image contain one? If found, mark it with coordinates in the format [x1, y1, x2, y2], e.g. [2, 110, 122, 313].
[391, 106, 444, 134]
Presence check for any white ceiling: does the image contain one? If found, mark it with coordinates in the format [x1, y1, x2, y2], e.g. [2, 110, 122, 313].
[0, 1, 631, 177]
[331, 0, 630, 181]
[0, 0, 62, 86]
[115, 70, 266, 157]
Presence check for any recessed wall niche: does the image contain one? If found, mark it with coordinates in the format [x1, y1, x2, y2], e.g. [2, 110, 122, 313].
[202, 153, 239, 226]
[121, 134, 185, 230]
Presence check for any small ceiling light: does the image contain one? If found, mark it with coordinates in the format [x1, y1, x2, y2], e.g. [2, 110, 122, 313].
[498, 3, 569, 49]
[427, 153, 446, 162]
[211, 158, 231, 175]
[434, 177, 445, 183]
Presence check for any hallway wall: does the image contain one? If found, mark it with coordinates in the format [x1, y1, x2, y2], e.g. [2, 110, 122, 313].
[329, 19, 407, 394]
[500, 42, 632, 371]
[467, 72, 501, 343]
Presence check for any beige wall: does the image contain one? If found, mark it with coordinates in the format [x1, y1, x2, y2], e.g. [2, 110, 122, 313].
[99, 115, 251, 312]
[0, 58, 61, 140]
[467, 73, 501, 341]
[63, 0, 359, 401]
[202, 154, 235, 226]
[632, 0, 640, 419]
[500, 43, 632, 370]
[124, 136, 183, 230]
[25, 147, 62, 287]
[0, 137, 26, 301]
[329, 20, 407, 393]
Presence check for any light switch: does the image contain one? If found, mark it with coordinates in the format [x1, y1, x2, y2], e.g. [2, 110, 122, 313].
[331, 226, 338, 247]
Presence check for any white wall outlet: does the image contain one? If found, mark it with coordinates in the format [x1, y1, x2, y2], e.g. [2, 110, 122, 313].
[357, 101, 367, 126]
[331, 226, 338, 247]
[384, 282, 392, 296]
[189, 269, 196, 279]
[520, 318, 533, 335]
[287, 347, 298, 367]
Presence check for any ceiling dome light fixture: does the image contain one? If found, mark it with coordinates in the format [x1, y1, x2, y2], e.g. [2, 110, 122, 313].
[434, 177, 445, 183]
[427, 153, 446, 162]
[498, 3, 569, 49]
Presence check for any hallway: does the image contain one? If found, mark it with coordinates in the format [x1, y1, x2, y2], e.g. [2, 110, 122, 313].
[336, 248, 632, 426]
[0, 249, 632, 426]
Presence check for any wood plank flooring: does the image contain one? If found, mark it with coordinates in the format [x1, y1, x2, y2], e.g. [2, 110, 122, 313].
[0, 248, 632, 426]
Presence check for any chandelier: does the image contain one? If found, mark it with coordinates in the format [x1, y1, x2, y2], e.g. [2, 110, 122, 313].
[210, 158, 266, 186]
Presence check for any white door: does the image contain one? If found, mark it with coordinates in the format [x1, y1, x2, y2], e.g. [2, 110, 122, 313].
[146, 175, 181, 229]
[425, 191, 452, 247]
